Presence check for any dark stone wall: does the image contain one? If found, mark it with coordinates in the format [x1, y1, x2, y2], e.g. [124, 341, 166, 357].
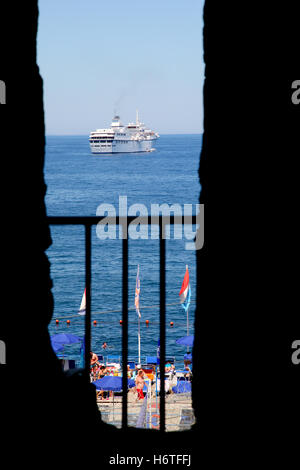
[0, 1, 206, 465]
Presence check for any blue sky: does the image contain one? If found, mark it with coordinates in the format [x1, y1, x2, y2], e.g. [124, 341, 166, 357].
[37, 0, 204, 135]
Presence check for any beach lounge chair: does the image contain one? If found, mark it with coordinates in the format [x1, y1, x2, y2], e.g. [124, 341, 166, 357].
[107, 355, 120, 363]
[95, 354, 104, 362]
[172, 381, 192, 394]
[145, 356, 158, 365]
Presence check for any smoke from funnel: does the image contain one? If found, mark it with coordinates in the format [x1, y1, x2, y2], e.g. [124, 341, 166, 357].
[114, 89, 127, 115]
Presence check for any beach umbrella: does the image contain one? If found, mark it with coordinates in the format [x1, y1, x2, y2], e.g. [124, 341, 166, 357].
[176, 335, 194, 347]
[51, 340, 64, 353]
[51, 333, 82, 360]
[92, 376, 135, 392]
[50, 333, 82, 345]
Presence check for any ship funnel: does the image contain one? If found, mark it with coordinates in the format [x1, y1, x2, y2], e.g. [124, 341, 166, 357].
[111, 115, 122, 127]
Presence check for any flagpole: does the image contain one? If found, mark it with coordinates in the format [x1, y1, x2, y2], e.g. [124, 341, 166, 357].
[138, 314, 141, 366]
[136, 264, 141, 366]
[186, 265, 189, 353]
[186, 306, 189, 353]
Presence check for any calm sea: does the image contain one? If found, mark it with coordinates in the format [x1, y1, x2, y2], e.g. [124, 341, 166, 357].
[45, 134, 202, 363]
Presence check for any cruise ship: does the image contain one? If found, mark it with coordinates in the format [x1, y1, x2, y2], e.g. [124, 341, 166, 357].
[89, 112, 159, 154]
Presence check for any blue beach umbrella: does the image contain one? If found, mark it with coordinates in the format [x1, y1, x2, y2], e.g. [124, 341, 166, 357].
[176, 335, 194, 347]
[92, 376, 135, 392]
[50, 333, 82, 345]
[51, 341, 64, 353]
[93, 376, 136, 421]
[51, 333, 82, 359]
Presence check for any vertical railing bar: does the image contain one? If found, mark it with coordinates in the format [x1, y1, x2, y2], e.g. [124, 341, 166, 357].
[122, 232, 128, 429]
[84, 223, 92, 380]
[159, 219, 166, 432]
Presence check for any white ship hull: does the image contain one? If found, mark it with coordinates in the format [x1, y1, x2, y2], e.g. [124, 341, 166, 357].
[90, 139, 155, 154]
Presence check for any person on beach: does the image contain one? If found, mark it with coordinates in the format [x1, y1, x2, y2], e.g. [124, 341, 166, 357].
[127, 365, 132, 378]
[183, 361, 192, 380]
[97, 365, 109, 399]
[90, 351, 99, 365]
[99, 365, 107, 378]
[169, 364, 176, 382]
[135, 369, 145, 400]
[90, 351, 100, 379]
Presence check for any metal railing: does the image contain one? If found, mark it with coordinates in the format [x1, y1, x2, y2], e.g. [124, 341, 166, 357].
[47, 215, 197, 432]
